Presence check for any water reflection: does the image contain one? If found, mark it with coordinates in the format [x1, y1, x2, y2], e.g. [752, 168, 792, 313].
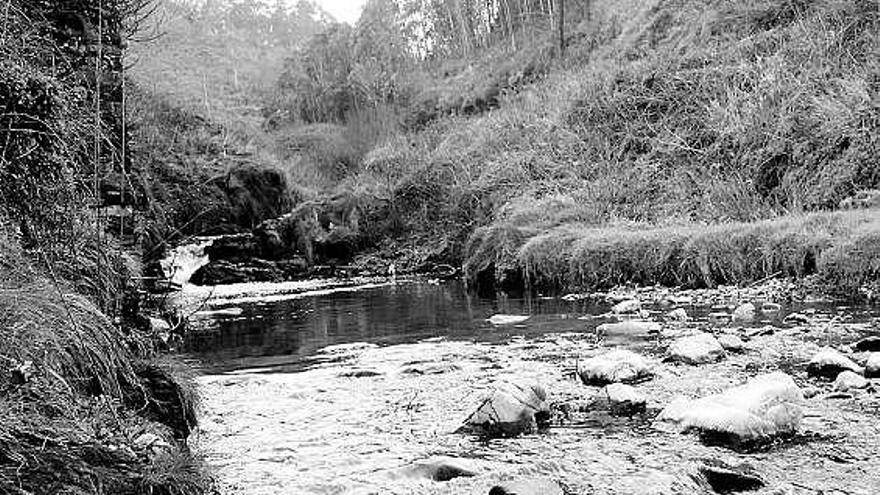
[184, 281, 609, 373]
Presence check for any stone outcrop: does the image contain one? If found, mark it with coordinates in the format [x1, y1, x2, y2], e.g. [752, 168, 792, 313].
[460, 381, 551, 437]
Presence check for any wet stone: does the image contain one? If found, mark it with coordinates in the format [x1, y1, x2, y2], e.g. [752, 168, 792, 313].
[656, 372, 803, 445]
[833, 370, 868, 392]
[460, 381, 550, 437]
[393, 457, 477, 482]
[864, 353, 880, 378]
[612, 299, 642, 314]
[732, 303, 756, 324]
[337, 368, 384, 378]
[595, 383, 647, 416]
[718, 334, 745, 353]
[595, 320, 660, 337]
[695, 458, 764, 493]
[577, 349, 654, 385]
[489, 478, 564, 495]
[806, 347, 862, 379]
[708, 312, 731, 326]
[667, 333, 725, 364]
[855, 337, 880, 352]
[487, 314, 530, 326]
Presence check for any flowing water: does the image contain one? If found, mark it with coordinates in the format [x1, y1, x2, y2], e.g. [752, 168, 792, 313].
[183, 278, 880, 495]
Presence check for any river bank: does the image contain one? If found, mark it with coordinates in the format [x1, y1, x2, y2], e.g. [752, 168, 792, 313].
[181, 277, 880, 494]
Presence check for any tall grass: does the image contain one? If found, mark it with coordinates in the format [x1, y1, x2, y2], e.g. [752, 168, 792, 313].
[468, 209, 880, 294]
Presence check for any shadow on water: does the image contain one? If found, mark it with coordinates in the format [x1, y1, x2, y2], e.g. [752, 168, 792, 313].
[183, 280, 880, 374]
[183, 281, 611, 373]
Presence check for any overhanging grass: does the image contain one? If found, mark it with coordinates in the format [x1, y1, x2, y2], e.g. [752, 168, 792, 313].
[468, 209, 880, 295]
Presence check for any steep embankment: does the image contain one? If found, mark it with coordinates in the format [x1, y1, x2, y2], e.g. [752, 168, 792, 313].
[266, 0, 878, 295]
[0, 2, 210, 493]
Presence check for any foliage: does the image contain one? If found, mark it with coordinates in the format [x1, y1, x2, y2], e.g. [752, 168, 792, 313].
[465, 209, 880, 294]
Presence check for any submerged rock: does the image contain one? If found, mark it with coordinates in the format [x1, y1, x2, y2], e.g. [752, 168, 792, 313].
[731, 303, 756, 324]
[460, 381, 550, 437]
[694, 458, 764, 493]
[656, 372, 803, 444]
[833, 370, 868, 392]
[489, 478, 564, 495]
[865, 353, 880, 378]
[595, 383, 647, 416]
[806, 347, 862, 379]
[667, 333, 725, 364]
[487, 314, 530, 326]
[577, 349, 654, 385]
[596, 320, 660, 337]
[612, 299, 642, 314]
[393, 457, 477, 481]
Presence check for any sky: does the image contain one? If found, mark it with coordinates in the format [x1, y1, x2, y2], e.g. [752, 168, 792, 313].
[310, 0, 369, 25]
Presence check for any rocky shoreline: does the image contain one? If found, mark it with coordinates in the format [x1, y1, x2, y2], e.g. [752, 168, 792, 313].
[193, 279, 880, 494]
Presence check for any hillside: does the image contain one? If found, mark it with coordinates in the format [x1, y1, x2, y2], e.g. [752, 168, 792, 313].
[249, 0, 879, 297]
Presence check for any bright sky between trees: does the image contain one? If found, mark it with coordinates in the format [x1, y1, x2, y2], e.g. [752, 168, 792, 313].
[311, 0, 368, 25]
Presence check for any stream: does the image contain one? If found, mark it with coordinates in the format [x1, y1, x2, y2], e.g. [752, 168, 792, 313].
[177, 276, 880, 495]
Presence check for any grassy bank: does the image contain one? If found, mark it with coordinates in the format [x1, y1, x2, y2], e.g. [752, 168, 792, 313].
[465, 208, 880, 296]
[249, 0, 878, 287]
[0, 231, 209, 494]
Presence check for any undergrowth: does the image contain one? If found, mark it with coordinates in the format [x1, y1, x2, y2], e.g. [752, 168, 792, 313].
[464, 209, 880, 295]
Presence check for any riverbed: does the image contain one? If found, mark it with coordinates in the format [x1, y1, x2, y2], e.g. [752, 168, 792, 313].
[183, 279, 880, 495]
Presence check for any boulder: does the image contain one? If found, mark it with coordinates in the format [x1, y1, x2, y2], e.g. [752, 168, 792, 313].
[666, 308, 689, 321]
[204, 233, 260, 260]
[489, 478, 564, 495]
[460, 381, 550, 437]
[667, 333, 725, 364]
[833, 370, 868, 392]
[595, 383, 647, 416]
[577, 349, 654, 385]
[190, 259, 283, 285]
[806, 347, 861, 379]
[864, 353, 880, 378]
[612, 299, 641, 314]
[717, 334, 745, 353]
[596, 321, 660, 337]
[731, 303, 756, 324]
[487, 314, 530, 326]
[656, 372, 803, 444]
[855, 337, 880, 352]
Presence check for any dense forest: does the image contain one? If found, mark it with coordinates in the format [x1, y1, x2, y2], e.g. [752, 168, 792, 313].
[1, 0, 878, 492]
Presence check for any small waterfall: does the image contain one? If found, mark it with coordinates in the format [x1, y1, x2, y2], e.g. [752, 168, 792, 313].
[160, 237, 215, 286]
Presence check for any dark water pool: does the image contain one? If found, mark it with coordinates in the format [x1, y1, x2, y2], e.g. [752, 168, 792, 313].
[183, 280, 612, 373]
